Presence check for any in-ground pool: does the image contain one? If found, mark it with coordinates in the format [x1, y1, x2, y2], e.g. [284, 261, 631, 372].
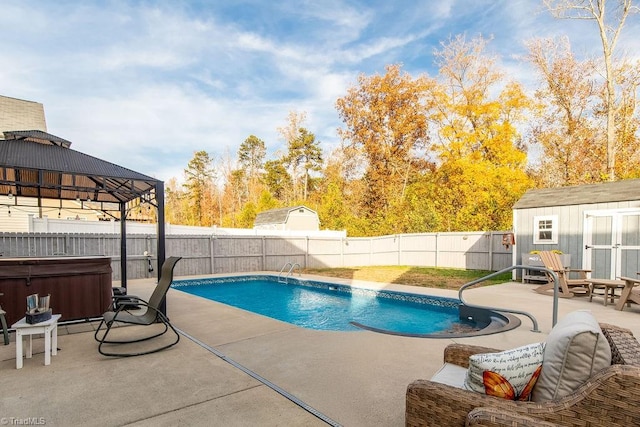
[172, 275, 520, 337]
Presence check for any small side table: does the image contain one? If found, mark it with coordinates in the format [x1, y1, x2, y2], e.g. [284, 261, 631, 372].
[616, 277, 640, 311]
[11, 314, 61, 369]
[587, 279, 625, 306]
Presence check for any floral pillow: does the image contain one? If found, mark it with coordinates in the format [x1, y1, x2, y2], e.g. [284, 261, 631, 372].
[464, 342, 545, 401]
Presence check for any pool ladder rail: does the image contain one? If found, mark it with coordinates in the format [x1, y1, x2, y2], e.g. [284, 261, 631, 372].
[278, 262, 301, 283]
[457, 265, 565, 332]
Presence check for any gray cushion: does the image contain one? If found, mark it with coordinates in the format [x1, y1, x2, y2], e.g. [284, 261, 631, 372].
[430, 362, 468, 388]
[531, 310, 611, 402]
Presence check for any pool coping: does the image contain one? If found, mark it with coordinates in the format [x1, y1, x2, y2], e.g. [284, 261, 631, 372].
[350, 311, 522, 338]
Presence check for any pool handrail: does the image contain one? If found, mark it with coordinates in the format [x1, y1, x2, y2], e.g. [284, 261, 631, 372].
[278, 262, 302, 284]
[458, 265, 561, 333]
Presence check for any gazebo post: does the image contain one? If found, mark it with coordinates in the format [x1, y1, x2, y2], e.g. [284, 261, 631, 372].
[155, 182, 166, 315]
[120, 202, 127, 289]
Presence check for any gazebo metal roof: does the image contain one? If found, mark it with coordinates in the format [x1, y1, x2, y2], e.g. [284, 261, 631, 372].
[0, 130, 166, 289]
[0, 130, 159, 205]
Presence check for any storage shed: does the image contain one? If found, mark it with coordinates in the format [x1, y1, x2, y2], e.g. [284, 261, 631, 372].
[254, 206, 319, 231]
[513, 179, 640, 280]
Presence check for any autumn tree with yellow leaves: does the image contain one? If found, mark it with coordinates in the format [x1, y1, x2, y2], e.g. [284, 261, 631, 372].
[335, 36, 534, 233]
[424, 35, 534, 231]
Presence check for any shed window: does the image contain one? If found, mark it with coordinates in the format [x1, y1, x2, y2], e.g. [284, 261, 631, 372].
[533, 215, 558, 244]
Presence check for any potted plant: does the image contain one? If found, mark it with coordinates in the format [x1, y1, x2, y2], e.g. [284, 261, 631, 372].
[522, 250, 571, 269]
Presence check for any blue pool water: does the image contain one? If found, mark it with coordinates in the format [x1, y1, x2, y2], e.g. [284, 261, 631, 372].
[172, 275, 474, 335]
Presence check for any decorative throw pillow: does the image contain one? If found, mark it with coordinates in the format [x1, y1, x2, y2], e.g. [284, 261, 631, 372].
[531, 310, 611, 402]
[464, 342, 545, 401]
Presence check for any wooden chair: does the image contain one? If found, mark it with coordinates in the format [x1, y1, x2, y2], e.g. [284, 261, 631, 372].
[534, 251, 590, 298]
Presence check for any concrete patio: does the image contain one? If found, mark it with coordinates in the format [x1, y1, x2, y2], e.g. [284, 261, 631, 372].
[2, 274, 639, 427]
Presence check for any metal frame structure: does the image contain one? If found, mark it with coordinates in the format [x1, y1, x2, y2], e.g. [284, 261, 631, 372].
[0, 130, 165, 289]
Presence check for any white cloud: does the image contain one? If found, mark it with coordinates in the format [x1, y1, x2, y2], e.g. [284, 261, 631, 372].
[2, 0, 637, 186]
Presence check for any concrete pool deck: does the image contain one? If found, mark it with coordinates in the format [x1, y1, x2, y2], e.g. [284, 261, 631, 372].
[2, 273, 640, 426]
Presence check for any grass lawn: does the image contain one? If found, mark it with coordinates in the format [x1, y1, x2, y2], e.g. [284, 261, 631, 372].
[301, 265, 512, 291]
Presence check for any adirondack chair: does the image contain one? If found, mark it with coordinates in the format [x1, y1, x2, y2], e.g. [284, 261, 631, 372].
[534, 251, 590, 298]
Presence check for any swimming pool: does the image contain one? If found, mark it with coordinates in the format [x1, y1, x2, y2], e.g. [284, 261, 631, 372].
[172, 275, 519, 337]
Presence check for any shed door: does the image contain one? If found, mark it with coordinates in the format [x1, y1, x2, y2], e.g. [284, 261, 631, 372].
[583, 209, 640, 279]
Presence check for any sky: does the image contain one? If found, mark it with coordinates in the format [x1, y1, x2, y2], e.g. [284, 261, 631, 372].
[2, 0, 639, 184]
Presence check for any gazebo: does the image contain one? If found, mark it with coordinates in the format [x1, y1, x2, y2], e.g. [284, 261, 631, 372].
[0, 130, 166, 289]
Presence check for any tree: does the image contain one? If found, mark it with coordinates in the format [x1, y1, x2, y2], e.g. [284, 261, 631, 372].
[544, 0, 639, 180]
[263, 159, 292, 201]
[237, 135, 266, 202]
[286, 128, 323, 200]
[317, 181, 352, 232]
[276, 111, 324, 201]
[610, 58, 640, 178]
[314, 146, 362, 234]
[277, 111, 307, 149]
[336, 64, 433, 220]
[431, 159, 531, 231]
[256, 190, 279, 212]
[216, 149, 244, 227]
[277, 111, 306, 200]
[425, 35, 534, 230]
[237, 201, 257, 228]
[183, 150, 215, 226]
[525, 37, 601, 186]
[165, 177, 188, 225]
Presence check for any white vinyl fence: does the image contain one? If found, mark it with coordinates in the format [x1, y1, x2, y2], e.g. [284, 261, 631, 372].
[0, 231, 513, 281]
[27, 216, 347, 237]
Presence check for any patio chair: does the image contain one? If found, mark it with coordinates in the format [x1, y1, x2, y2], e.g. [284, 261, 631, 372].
[406, 318, 640, 427]
[534, 251, 590, 298]
[94, 256, 181, 357]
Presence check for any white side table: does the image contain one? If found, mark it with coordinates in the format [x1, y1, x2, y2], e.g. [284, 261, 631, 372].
[11, 314, 61, 369]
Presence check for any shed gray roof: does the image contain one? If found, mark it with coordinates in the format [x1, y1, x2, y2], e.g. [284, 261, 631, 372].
[0, 131, 160, 204]
[513, 179, 640, 209]
[254, 206, 315, 225]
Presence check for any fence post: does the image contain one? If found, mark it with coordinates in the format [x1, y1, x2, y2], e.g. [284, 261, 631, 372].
[305, 236, 309, 268]
[435, 233, 439, 268]
[488, 232, 494, 271]
[210, 236, 215, 274]
[369, 237, 373, 266]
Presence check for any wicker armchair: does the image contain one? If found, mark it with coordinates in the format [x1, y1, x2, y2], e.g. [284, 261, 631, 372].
[406, 324, 640, 426]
